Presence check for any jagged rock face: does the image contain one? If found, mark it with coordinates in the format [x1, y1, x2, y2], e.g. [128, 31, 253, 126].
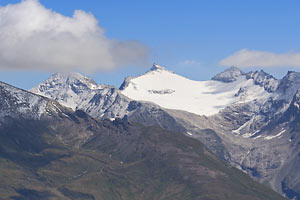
[212, 67, 280, 92]
[246, 70, 279, 92]
[39, 72, 100, 91]
[243, 90, 300, 199]
[0, 81, 58, 121]
[277, 71, 300, 98]
[81, 87, 131, 119]
[292, 90, 300, 108]
[216, 69, 299, 137]
[30, 72, 105, 110]
[210, 69, 281, 136]
[119, 76, 134, 90]
[149, 63, 169, 71]
[280, 89, 300, 122]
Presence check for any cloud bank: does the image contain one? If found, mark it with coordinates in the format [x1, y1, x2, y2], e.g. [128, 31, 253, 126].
[0, 0, 148, 72]
[220, 49, 300, 68]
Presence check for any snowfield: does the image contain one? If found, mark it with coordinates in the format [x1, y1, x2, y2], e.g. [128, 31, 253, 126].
[121, 64, 271, 116]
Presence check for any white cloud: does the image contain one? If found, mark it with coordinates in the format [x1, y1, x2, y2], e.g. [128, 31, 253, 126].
[220, 49, 300, 68]
[0, 0, 148, 72]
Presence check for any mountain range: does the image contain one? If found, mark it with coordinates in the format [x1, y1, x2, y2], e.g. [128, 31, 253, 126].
[2, 63, 300, 199]
[0, 79, 286, 200]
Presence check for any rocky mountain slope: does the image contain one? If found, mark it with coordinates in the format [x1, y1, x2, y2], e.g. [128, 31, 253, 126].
[0, 81, 286, 200]
[30, 64, 300, 199]
[30, 72, 185, 133]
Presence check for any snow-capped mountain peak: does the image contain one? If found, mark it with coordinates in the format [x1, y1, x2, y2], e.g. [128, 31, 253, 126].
[37, 72, 102, 92]
[147, 63, 175, 75]
[30, 72, 133, 120]
[149, 63, 168, 71]
[30, 72, 104, 110]
[120, 64, 271, 116]
[212, 66, 245, 83]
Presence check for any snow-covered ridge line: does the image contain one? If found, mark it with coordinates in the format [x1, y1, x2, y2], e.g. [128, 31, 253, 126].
[0, 81, 59, 119]
[30, 72, 109, 110]
[29, 63, 297, 119]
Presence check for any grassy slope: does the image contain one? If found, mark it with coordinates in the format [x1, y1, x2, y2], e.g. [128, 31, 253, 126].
[0, 118, 286, 200]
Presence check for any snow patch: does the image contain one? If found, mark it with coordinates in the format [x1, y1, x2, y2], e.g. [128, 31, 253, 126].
[242, 130, 260, 138]
[186, 132, 193, 136]
[233, 118, 255, 136]
[254, 135, 263, 139]
[264, 130, 286, 140]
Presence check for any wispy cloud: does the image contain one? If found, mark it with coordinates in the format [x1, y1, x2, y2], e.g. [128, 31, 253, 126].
[0, 0, 148, 72]
[179, 60, 201, 65]
[220, 49, 300, 68]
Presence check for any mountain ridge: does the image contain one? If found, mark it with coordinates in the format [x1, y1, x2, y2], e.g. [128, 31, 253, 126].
[28, 64, 300, 199]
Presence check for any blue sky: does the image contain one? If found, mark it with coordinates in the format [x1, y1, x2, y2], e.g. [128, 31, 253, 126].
[0, 0, 300, 89]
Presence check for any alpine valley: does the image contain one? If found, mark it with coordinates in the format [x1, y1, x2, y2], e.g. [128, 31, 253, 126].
[3, 63, 300, 199]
